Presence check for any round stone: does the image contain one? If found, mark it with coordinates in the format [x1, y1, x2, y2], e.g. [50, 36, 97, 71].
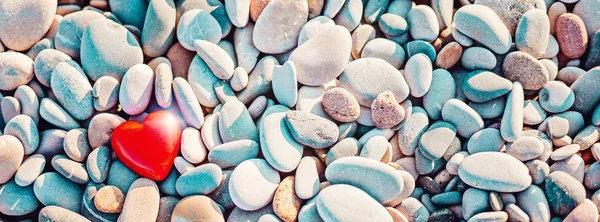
[229, 159, 281, 211]
[14, 154, 45, 186]
[404, 53, 433, 97]
[458, 152, 532, 192]
[322, 87, 360, 122]
[461, 47, 496, 70]
[453, 4, 512, 54]
[515, 9, 549, 58]
[94, 185, 124, 213]
[176, 9, 222, 51]
[0, 52, 34, 91]
[502, 51, 549, 90]
[273, 176, 303, 221]
[441, 99, 484, 138]
[172, 195, 225, 222]
[0, 0, 57, 51]
[371, 91, 405, 129]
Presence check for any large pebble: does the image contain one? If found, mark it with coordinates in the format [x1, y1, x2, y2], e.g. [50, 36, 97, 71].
[119, 178, 160, 221]
[172, 195, 224, 222]
[176, 9, 221, 51]
[556, 13, 588, 59]
[272, 176, 303, 221]
[87, 146, 111, 183]
[506, 136, 544, 161]
[92, 76, 120, 112]
[502, 51, 549, 90]
[253, 0, 308, 54]
[14, 154, 45, 186]
[333, 0, 363, 31]
[260, 107, 304, 172]
[419, 121, 456, 160]
[208, 139, 259, 168]
[0, 179, 39, 216]
[422, 69, 455, 120]
[119, 64, 154, 115]
[272, 61, 298, 107]
[378, 14, 408, 38]
[474, 0, 546, 35]
[39, 206, 89, 222]
[236, 56, 278, 104]
[229, 159, 281, 211]
[141, 0, 176, 57]
[326, 156, 404, 203]
[453, 5, 511, 54]
[500, 82, 524, 142]
[441, 99, 483, 138]
[285, 111, 338, 149]
[234, 24, 261, 72]
[180, 128, 207, 164]
[458, 152, 532, 192]
[544, 171, 586, 216]
[515, 9, 549, 58]
[0, 0, 57, 51]
[34, 49, 72, 87]
[339, 58, 409, 106]
[404, 53, 432, 97]
[316, 184, 393, 222]
[34, 172, 84, 212]
[461, 47, 496, 70]
[398, 106, 429, 156]
[289, 25, 351, 86]
[50, 62, 93, 121]
[322, 87, 360, 122]
[407, 5, 439, 42]
[173, 77, 205, 129]
[88, 113, 125, 148]
[0, 135, 23, 184]
[467, 128, 504, 154]
[539, 81, 574, 113]
[462, 70, 512, 103]
[54, 10, 105, 58]
[515, 185, 551, 222]
[52, 155, 89, 184]
[194, 40, 235, 80]
[176, 163, 222, 197]
[0, 52, 35, 91]
[219, 100, 259, 143]
[80, 19, 143, 81]
[570, 67, 600, 115]
[362, 38, 405, 69]
[4, 115, 39, 155]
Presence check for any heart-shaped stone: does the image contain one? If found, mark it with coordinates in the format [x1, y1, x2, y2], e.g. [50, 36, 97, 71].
[111, 111, 181, 181]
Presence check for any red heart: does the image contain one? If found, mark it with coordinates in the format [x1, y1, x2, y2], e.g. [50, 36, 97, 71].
[111, 111, 181, 181]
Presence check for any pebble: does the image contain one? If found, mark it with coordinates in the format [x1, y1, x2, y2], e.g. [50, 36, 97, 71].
[13, 86, 39, 125]
[119, 64, 154, 115]
[435, 42, 462, 69]
[173, 77, 205, 129]
[0, 179, 39, 216]
[563, 199, 599, 222]
[229, 159, 280, 211]
[0, 52, 35, 91]
[253, 0, 307, 54]
[523, 100, 546, 125]
[233, 24, 260, 73]
[378, 14, 408, 38]
[34, 172, 84, 212]
[176, 9, 221, 51]
[63, 128, 90, 162]
[550, 154, 585, 183]
[230, 67, 249, 92]
[194, 40, 235, 80]
[441, 99, 484, 138]
[316, 184, 393, 221]
[92, 76, 120, 112]
[80, 19, 143, 81]
[371, 91, 405, 129]
[51, 154, 89, 184]
[322, 87, 361, 122]
[506, 136, 544, 161]
[260, 107, 303, 172]
[404, 53, 432, 97]
[284, 111, 339, 149]
[339, 58, 409, 106]
[289, 25, 351, 86]
[4, 115, 39, 155]
[407, 5, 439, 42]
[458, 152, 532, 192]
[360, 136, 392, 162]
[272, 61, 298, 107]
[423, 69, 455, 120]
[0, 135, 23, 184]
[556, 13, 588, 59]
[119, 178, 160, 222]
[0, 0, 57, 51]
[333, 0, 363, 31]
[500, 82, 524, 142]
[544, 171, 586, 216]
[107, 160, 138, 195]
[219, 99, 258, 143]
[34, 49, 72, 87]
[461, 47, 496, 70]
[571, 67, 600, 115]
[141, 0, 176, 57]
[272, 176, 303, 221]
[515, 9, 550, 58]
[176, 163, 222, 197]
[585, 30, 600, 69]
[395, 197, 429, 222]
[50, 61, 94, 120]
[462, 70, 512, 103]
[237, 56, 278, 104]
[208, 139, 259, 168]
[88, 113, 125, 148]
[398, 106, 429, 156]
[87, 146, 111, 183]
[154, 63, 173, 108]
[172, 195, 224, 222]
[156, 196, 179, 222]
[1, 97, 20, 123]
[36, 129, 66, 159]
[14, 154, 45, 187]
[38, 206, 89, 222]
[326, 156, 404, 203]
[419, 121, 456, 160]
[453, 5, 511, 54]
[539, 81, 574, 113]
[361, 38, 405, 69]
[503, 51, 549, 90]
[405, 40, 436, 62]
[54, 10, 105, 58]
[94, 185, 124, 213]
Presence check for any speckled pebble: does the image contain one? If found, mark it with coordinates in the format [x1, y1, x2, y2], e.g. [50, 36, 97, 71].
[322, 87, 361, 122]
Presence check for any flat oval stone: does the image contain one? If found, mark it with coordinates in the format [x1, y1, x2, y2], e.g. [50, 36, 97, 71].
[422, 69, 455, 121]
[462, 70, 512, 103]
[378, 13, 408, 37]
[92, 76, 120, 112]
[1, 97, 20, 123]
[506, 136, 544, 161]
[141, 0, 176, 57]
[229, 159, 281, 211]
[234, 23, 261, 72]
[545, 171, 586, 216]
[260, 109, 304, 172]
[201, 114, 222, 150]
[12, 86, 38, 125]
[39, 206, 89, 222]
[467, 128, 504, 154]
[441, 99, 483, 138]
[0, 52, 34, 91]
[453, 5, 511, 54]
[51, 155, 89, 184]
[34, 172, 84, 212]
[219, 100, 259, 143]
[515, 9, 549, 58]
[326, 156, 404, 203]
[556, 13, 588, 59]
[404, 53, 433, 97]
[0, 0, 56, 51]
[180, 127, 207, 164]
[50, 62, 93, 120]
[295, 157, 323, 200]
[395, 197, 429, 222]
[34, 49, 72, 87]
[87, 146, 111, 183]
[326, 138, 361, 165]
[119, 178, 160, 221]
[539, 81, 574, 113]
[407, 5, 439, 42]
[14, 154, 45, 186]
[398, 106, 429, 156]
[474, 0, 546, 35]
[284, 111, 339, 149]
[0, 179, 39, 216]
[209, 139, 259, 169]
[339, 58, 409, 106]
[253, 0, 308, 54]
[272, 61, 298, 107]
[187, 55, 221, 107]
[501, 82, 524, 142]
[316, 184, 393, 222]
[88, 113, 125, 148]
[0, 135, 23, 184]
[362, 38, 405, 69]
[289, 25, 351, 86]
[80, 19, 143, 81]
[176, 163, 222, 197]
[322, 87, 360, 122]
[94, 185, 125, 214]
[119, 64, 154, 115]
[419, 121, 456, 160]
[172, 195, 224, 222]
[194, 40, 235, 80]
[176, 9, 221, 51]
[571, 67, 600, 115]
[4, 115, 39, 155]
[106, 160, 139, 195]
[173, 77, 205, 129]
[54, 10, 105, 59]
[458, 152, 532, 192]
[516, 185, 551, 222]
[63, 128, 90, 162]
[461, 47, 496, 70]
[503, 51, 549, 90]
[435, 42, 462, 69]
[272, 176, 303, 221]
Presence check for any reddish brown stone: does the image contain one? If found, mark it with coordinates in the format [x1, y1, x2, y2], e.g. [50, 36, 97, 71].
[166, 42, 195, 79]
[435, 41, 463, 69]
[371, 91, 405, 129]
[250, 0, 272, 22]
[556, 13, 588, 59]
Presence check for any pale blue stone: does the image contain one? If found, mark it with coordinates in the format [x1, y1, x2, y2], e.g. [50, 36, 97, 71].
[397, 106, 429, 156]
[468, 97, 506, 119]
[423, 69, 455, 120]
[0, 179, 39, 216]
[467, 128, 504, 154]
[173, 77, 205, 129]
[159, 168, 180, 196]
[462, 70, 512, 103]
[462, 188, 490, 220]
[4, 114, 39, 155]
[87, 146, 111, 183]
[109, 0, 148, 30]
[39, 98, 80, 130]
[208, 139, 260, 169]
[298, 198, 324, 222]
[50, 62, 93, 121]
[333, 0, 363, 31]
[194, 40, 235, 80]
[387, 0, 412, 18]
[454, 5, 512, 54]
[219, 100, 259, 143]
[500, 82, 524, 142]
[141, 0, 176, 57]
[106, 160, 138, 195]
[441, 99, 483, 138]
[405, 40, 436, 62]
[229, 159, 280, 211]
[515, 185, 551, 222]
[272, 61, 298, 108]
[34, 49, 72, 87]
[419, 121, 456, 160]
[260, 109, 303, 172]
[51, 155, 89, 184]
[458, 152, 531, 192]
[188, 55, 221, 107]
[34, 172, 84, 212]
[364, 0, 389, 23]
[404, 53, 432, 97]
[378, 13, 408, 37]
[55, 11, 106, 58]
[176, 9, 222, 51]
[461, 47, 497, 70]
[176, 163, 222, 196]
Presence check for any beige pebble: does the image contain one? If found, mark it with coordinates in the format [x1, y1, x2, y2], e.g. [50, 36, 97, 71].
[502, 51, 549, 90]
[351, 24, 376, 59]
[94, 185, 125, 213]
[172, 195, 225, 222]
[548, 2, 566, 34]
[322, 87, 360, 122]
[435, 41, 462, 69]
[273, 176, 304, 222]
[371, 91, 405, 129]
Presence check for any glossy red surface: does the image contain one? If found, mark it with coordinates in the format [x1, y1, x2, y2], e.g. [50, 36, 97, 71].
[111, 110, 181, 181]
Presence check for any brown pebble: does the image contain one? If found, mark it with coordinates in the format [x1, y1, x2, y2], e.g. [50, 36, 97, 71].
[250, 0, 272, 22]
[386, 207, 409, 222]
[502, 51, 549, 90]
[313, 148, 329, 164]
[322, 87, 361, 122]
[371, 91, 405, 129]
[556, 13, 588, 59]
[435, 41, 462, 69]
[94, 185, 125, 213]
[166, 42, 195, 79]
[273, 176, 303, 222]
[548, 2, 566, 34]
[172, 195, 225, 222]
[307, 0, 324, 19]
